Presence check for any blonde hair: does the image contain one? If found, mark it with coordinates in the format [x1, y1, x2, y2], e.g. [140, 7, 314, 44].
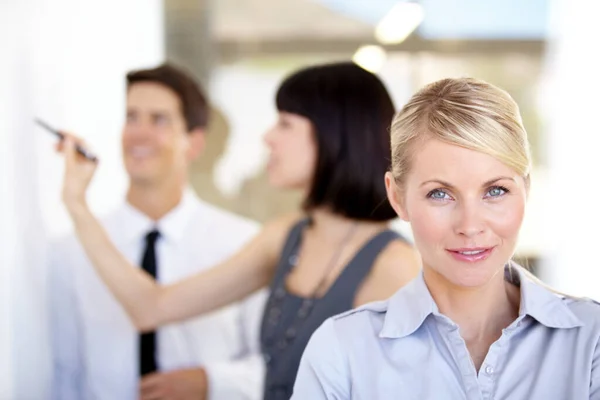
[390, 77, 531, 185]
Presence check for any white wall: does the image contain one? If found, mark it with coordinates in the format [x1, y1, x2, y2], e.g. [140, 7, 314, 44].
[0, 4, 23, 396]
[540, 0, 600, 297]
[0, 1, 164, 398]
[211, 65, 280, 196]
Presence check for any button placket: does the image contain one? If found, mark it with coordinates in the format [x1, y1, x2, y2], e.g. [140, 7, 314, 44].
[449, 327, 480, 393]
[479, 340, 503, 399]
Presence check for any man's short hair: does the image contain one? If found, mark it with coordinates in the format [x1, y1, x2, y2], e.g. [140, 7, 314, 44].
[126, 63, 209, 131]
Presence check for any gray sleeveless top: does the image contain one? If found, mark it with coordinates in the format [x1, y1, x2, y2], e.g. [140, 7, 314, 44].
[260, 218, 404, 400]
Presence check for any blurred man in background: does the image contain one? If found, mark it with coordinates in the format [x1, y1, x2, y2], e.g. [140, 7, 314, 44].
[48, 63, 266, 400]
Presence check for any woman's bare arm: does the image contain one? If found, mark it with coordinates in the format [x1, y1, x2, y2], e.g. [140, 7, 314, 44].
[69, 206, 297, 331]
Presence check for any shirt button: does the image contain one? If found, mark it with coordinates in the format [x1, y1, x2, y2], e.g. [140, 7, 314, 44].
[485, 365, 494, 375]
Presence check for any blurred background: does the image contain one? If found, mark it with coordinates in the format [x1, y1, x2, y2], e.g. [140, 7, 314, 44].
[0, 0, 598, 398]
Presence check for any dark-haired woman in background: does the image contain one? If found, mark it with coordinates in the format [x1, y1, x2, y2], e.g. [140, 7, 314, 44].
[57, 62, 421, 400]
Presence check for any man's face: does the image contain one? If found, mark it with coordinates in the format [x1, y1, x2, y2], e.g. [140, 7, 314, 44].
[122, 82, 199, 187]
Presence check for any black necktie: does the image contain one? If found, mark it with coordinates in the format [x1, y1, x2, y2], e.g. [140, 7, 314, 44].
[140, 229, 160, 376]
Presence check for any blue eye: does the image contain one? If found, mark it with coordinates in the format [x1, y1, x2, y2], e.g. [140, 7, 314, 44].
[486, 186, 508, 198]
[427, 189, 452, 201]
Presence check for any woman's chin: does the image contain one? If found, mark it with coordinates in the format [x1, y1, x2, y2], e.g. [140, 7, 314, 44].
[266, 174, 285, 189]
[266, 174, 308, 192]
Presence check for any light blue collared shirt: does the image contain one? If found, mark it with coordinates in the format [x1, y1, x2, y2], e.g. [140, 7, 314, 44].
[292, 266, 600, 399]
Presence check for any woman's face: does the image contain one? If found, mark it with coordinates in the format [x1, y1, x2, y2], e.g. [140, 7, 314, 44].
[264, 112, 317, 191]
[386, 139, 528, 289]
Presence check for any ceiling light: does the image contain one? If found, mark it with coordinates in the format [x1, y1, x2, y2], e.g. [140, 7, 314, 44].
[352, 45, 387, 73]
[375, 2, 424, 44]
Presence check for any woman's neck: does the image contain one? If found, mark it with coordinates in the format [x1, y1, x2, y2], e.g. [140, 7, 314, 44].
[308, 208, 387, 238]
[424, 266, 521, 343]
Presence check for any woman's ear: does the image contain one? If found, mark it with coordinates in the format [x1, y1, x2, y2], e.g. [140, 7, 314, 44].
[385, 172, 409, 222]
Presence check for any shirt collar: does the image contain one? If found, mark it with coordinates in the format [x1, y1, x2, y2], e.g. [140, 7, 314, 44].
[380, 271, 437, 338]
[513, 265, 583, 329]
[380, 264, 583, 339]
[118, 188, 200, 245]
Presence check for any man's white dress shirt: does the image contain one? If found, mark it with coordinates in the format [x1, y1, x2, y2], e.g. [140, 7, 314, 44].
[49, 190, 267, 400]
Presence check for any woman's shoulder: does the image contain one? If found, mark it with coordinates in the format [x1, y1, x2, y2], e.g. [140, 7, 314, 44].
[259, 212, 307, 257]
[264, 212, 306, 234]
[376, 237, 420, 268]
[361, 236, 421, 302]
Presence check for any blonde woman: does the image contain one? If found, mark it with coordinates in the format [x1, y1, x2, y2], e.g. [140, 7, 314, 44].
[292, 78, 600, 399]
